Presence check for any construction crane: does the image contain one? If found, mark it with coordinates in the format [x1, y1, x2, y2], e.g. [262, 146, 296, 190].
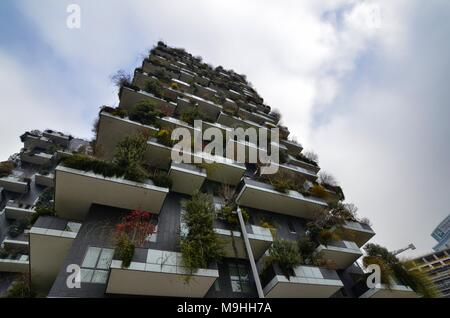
[391, 243, 416, 256]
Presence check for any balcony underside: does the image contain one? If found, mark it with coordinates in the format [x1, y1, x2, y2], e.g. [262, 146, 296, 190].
[236, 180, 328, 219]
[168, 163, 206, 195]
[315, 244, 362, 269]
[55, 166, 168, 221]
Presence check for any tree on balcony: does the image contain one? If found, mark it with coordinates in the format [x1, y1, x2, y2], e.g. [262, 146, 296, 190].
[114, 210, 156, 268]
[363, 243, 439, 297]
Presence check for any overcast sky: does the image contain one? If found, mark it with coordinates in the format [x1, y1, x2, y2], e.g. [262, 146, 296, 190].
[0, 0, 449, 258]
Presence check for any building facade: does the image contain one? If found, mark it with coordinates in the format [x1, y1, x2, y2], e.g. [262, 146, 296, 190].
[0, 42, 418, 298]
[410, 248, 450, 298]
[432, 215, 450, 252]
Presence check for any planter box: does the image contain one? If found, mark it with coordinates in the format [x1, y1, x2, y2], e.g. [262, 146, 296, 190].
[35, 173, 55, 188]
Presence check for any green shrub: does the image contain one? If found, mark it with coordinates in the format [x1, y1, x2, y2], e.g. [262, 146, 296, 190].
[0, 161, 14, 178]
[144, 79, 165, 98]
[113, 133, 148, 183]
[269, 177, 295, 193]
[297, 236, 317, 265]
[0, 248, 9, 258]
[114, 234, 135, 268]
[4, 276, 36, 298]
[63, 155, 120, 178]
[180, 192, 224, 277]
[156, 128, 174, 147]
[268, 239, 301, 278]
[217, 205, 249, 227]
[128, 100, 163, 126]
[152, 171, 172, 188]
[181, 107, 209, 126]
[101, 106, 127, 118]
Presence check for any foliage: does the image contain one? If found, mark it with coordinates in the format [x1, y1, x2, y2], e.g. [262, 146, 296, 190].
[319, 172, 338, 187]
[308, 184, 328, 198]
[152, 171, 172, 188]
[295, 152, 319, 167]
[217, 205, 249, 227]
[8, 220, 28, 238]
[144, 79, 165, 98]
[154, 69, 171, 84]
[170, 82, 179, 90]
[0, 161, 14, 177]
[116, 210, 156, 247]
[268, 239, 301, 278]
[180, 192, 224, 276]
[363, 243, 439, 297]
[114, 233, 135, 268]
[4, 275, 36, 298]
[181, 107, 208, 126]
[113, 133, 148, 182]
[297, 236, 317, 265]
[30, 187, 55, 225]
[156, 128, 174, 147]
[111, 70, 131, 88]
[101, 106, 127, 118]
[128, 100, 163, 126]
[269, 176, 296, 193]
[63, 154, 120, 178]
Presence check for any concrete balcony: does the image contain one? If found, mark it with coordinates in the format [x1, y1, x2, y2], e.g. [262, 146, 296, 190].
[168, 162, 206, 195]
[54, 165, 169, 221]
[95, 111, 159, 160]
[226, 139, 268, 164]
[42, 130, 70, 148]
[144, 138, 173, 170]
[218, 112, 267, 132]
[179, 93, 222, 120]
[288, 155, 321, 174]
[262, 264, 343, 298]
[22, 134, 53, 151]
[0, 176, 29, 193]
[341, 221, 375, 247]
[29, 216, 81, 292]
[34, 172, 55, 188]
[236, 178, 328, 219]
[172, 78, 192, 92]
[156, 116, 200, 136]
[189, 152, 246, 186]
[4, 200, 35, 220]
[194, 83, 217, 100]
[118, 86, 177, 115]
[0, 255, 29, 273]
[20, 150, 54, 166]
[260, 162, 318, 183]
[2, 238, 29, 254]
[179, 69, 195, 83]
[280, 139, 303, 156]
[315, 240, 363, 269]
[106, 248, 219, 297]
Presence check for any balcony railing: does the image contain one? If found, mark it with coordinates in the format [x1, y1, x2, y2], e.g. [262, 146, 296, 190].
[106, 248, 219, 297]
[315, 240, 363, 269]
[262, 263, 343, 298]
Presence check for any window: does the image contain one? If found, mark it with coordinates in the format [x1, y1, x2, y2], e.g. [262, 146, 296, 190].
[80, 247, 114, 284]
[229, 263, 250, 293]
[288, 220, 296, 234]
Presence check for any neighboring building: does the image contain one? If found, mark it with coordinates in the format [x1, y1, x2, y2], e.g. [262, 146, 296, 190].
[432, 214, 450, 252]
[0, 42, 418, 298]
[409, 248, 450, 298]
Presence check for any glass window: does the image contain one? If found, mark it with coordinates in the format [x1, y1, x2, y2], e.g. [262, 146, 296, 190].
[229, 263, 251, 293]
[80, 246, 114, 284]
[288, 220, 296, 233]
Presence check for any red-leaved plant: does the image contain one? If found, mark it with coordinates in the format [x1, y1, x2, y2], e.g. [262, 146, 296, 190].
[115, 210, 156, 247]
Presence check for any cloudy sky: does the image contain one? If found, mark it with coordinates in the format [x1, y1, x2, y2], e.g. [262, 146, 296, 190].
[0, 0, 449, 258]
